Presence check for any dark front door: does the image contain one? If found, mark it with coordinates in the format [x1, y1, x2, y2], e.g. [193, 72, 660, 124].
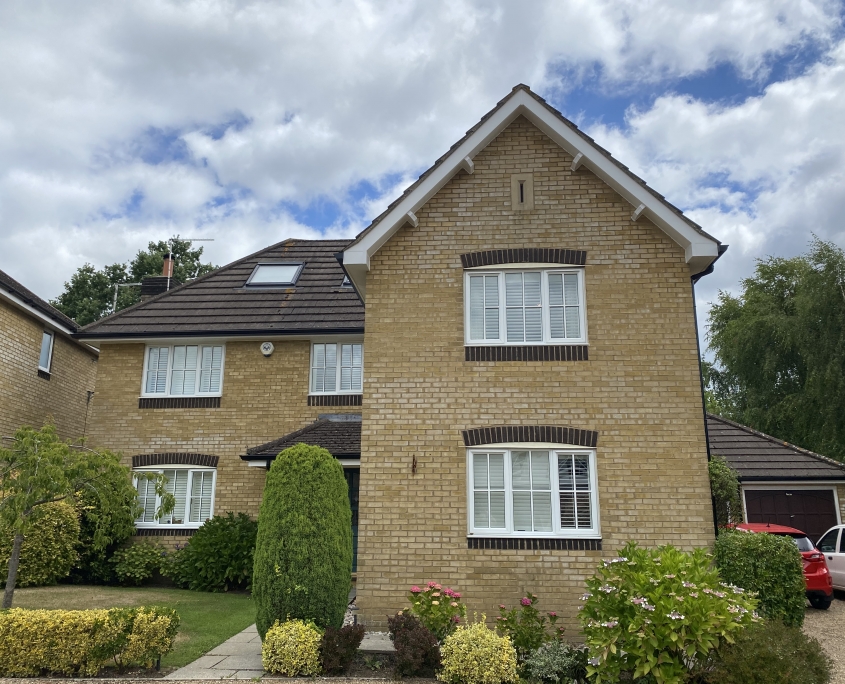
[344, 468, 359, 572]
[744, 488, 838, 543]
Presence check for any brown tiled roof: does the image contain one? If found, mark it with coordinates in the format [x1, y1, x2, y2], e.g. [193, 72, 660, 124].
[243, 415, 361, 461]
[75, 239, 363, 339]
[0, 268, 78, 331]
[349, 84, 720, 251]
[707, 414, 845, 481]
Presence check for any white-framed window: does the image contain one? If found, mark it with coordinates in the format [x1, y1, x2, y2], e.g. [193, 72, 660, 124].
[38, 331, 54, 372]
[310, 342, 363, 394]
[134, 467, 216, 528]
[464, 269, 587, 345]
[141, 344, 225, 396]
[467, 446, 599, 538]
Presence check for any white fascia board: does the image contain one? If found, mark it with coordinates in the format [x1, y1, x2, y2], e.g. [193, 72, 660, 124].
[344, 89, 720, 299]
[0, 288, 75, 336]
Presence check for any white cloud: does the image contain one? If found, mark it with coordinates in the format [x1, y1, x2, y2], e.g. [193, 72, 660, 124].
[0, 0, 839, 302]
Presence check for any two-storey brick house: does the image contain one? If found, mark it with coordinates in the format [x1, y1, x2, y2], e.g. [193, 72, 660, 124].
[0, 269, 98, 440]
[76, 85, 725, 631]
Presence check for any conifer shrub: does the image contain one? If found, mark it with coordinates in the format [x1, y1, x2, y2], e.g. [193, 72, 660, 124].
[252, 444, 353, 637]
[714, 529, 806, 627]
[0, 501, 80, 587]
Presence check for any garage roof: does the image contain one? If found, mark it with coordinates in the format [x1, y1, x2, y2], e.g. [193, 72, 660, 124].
[707, 414, 845, 482]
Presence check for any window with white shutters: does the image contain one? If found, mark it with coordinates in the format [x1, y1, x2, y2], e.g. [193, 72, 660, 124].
[464, 269, 586, 345]
[311, 342, 363, 394]
[467, 448, 599, 538]
[134, 468, 216, 528]
[142, 344, 225, 396]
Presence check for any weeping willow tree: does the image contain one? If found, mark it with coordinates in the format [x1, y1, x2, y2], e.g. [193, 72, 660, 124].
[707, 238, 845, 461]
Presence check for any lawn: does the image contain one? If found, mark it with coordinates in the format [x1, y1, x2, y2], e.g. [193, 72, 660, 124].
[12, 585, 257, 669]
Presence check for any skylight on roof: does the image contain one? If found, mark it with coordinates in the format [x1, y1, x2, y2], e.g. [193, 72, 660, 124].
[246, 263, 304, 286]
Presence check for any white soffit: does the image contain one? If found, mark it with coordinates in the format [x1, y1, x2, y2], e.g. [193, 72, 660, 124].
[343, 88, 721, 300]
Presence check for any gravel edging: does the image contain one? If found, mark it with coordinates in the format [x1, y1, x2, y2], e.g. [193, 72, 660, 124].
[803, 598, 845, 684]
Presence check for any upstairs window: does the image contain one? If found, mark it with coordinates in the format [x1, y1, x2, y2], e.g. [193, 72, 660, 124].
[465, 269, 586, 345]
[311, 343, 363, 394]
[246, 263, 304, 286]
[143, 344, 224, 396]
[134, 467, 215, 528]
[38, 331, 54, 372]
[468, 447, 599, 538]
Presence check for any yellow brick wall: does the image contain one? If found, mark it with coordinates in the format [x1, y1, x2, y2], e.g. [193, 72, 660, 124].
[0, 298, 98, 439]
[356, 116, 715, 631]
[86, 339, 361, 544]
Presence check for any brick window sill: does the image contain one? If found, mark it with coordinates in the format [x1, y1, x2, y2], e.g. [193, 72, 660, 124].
[465, 345, 589, 362]
[138, 396, 221, 409]
[468, 537, 602, 551]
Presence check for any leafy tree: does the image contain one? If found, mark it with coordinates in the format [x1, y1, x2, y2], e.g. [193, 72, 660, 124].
[0, 423, 172, 608]
[253, 444, 353, 637]
[707, 238, 845, 461]
[51, 237, 216, 326]
[708, 456, 743, 528]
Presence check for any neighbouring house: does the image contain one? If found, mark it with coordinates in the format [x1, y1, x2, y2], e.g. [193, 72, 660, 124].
[0, 268, 98, 440]
[75, 85, 726, 631]
[708, 413, 845, 543]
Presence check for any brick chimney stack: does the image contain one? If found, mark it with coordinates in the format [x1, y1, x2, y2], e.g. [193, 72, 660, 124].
[140, 253, 181, 301]
[162, 252, 174, 277]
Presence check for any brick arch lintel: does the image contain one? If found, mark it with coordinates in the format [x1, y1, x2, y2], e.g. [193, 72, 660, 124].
[462, 425, 598, 449]
[460, 248, 587, 269]
[132, 453, 219, 469]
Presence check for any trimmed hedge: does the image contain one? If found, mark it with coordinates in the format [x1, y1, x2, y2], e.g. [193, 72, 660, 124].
[164, 512, 257, 591]
[261, 619, 322, 676]
[0, 606, 180, 676]
[0, 501, 80, 587]
[253, 444, 353, 637]
[438, 620, 519, 684]
[714, 529, 806, 627]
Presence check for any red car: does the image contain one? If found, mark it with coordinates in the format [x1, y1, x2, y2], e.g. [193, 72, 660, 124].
[736, 523, 834, 609]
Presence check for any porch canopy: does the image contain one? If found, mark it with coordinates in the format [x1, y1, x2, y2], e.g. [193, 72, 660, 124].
[241, 413, 361, 468]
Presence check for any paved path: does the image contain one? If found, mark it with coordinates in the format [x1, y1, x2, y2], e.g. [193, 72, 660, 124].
[165, 624, 394, 680]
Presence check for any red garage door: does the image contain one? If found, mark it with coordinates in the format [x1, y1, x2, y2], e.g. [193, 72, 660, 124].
[744, 489, 839, 543]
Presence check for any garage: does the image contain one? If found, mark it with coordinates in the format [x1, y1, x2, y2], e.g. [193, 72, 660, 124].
[744, 489, 839, 543]
[707, 413, 845, 543]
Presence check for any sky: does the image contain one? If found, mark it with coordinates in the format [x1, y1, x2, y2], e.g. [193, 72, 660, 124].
[1, 0, 844, 349]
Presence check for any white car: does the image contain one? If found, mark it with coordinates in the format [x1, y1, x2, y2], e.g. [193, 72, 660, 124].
[817, 525, 845, 591]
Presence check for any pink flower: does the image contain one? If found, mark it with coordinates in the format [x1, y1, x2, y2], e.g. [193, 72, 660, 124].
[432, 592, 441, 597]
[427, 581, 437, 588]
[499, 604, 506, 610]
[453, 616, 461, 623]
[520, 597, 532, 606]
[548, 611, 557, 617]
[452, 592, 461, 599]
[410, 586, 422, 594]
[434, 583, 442, 590]
[450, 602, 458, 607]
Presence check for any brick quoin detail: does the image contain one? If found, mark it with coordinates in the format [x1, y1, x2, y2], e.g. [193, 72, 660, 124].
[462, 425, 599, 448]
[460, 248, 587, 269]
[465, 345, 588, 362]
[132, 453, 220, 468]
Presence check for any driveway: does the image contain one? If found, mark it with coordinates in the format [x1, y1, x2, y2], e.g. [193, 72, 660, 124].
[804, 597, 845, 684]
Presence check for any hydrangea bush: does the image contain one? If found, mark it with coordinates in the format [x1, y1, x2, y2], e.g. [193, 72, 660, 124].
[495, 592, 564, 662]
[579, 542, 759, 684]
[404, 582, 467, 641]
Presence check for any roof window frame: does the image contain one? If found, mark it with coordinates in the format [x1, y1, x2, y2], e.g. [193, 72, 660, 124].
[245, 262, 305, 287]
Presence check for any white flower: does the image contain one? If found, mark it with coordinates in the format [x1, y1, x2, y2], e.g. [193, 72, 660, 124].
[667, 611, 684, 621]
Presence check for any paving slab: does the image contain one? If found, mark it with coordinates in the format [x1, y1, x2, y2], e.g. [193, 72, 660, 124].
[215, 655, 264, 670]
[163, 667, 237, 679]
[232, 671, 265, 679]
[359, 633, 394, 653]
[207, 641, 263, 657]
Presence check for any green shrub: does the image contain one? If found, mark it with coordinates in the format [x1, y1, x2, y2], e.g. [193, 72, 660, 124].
[111, 541, 165, 586]
[714, 529, 806, 627]
[388, 612, 441, 677]
[406, 582, 467, 641]
[709, 456, 743, 528]
[522, 640, 588, 684]
[706, 620, 831, 684]
[438, 619, 518, 684]
[261, 619, 322, 676]
[0, 606, 179, 676]
[320, 624, 365, 674]
[252, 444, 353, 637]
[69, 467, 139, 585]
[163, 513, 257, 592]
[0, 501, 79, 587]
[496, 592, 564, 662]
[579, 541, 758, 684]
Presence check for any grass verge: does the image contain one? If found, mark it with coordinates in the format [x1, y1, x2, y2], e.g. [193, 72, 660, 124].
[12, 585, 256, 668]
